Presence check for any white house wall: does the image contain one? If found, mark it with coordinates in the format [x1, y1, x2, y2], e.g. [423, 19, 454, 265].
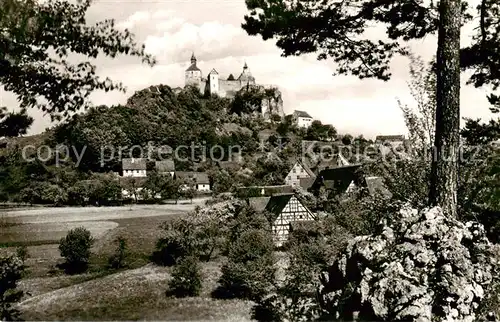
[297, 117, 313, 128]
[123, 169, 147, 177]
[271, 196, 315, 246]
[285, 163, 312, 187]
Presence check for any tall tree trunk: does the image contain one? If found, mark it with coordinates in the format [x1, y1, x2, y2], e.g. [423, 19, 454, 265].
[429, 0, 461, 217]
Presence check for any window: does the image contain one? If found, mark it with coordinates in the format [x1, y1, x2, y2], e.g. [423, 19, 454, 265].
[293, 168, 296, 173]
[288, 176, 291, 180]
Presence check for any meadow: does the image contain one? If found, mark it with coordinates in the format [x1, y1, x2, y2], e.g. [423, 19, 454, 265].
[0, 200, 253, 321]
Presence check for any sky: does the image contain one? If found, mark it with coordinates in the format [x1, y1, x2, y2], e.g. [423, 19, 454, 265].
[0, 0, 495, 139]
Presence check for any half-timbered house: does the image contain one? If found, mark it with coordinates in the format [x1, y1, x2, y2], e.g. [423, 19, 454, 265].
[265, 194, 315, 247]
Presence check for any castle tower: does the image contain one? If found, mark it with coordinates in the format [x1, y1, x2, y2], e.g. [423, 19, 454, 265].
[237, 61, 255, 85]
[185, 52, 202, 87]
[207, 68, 219, 95]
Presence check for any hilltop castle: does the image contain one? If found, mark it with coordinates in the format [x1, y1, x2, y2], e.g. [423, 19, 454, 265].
[184, 53, 285, 118]
[184, 53, 258, 98]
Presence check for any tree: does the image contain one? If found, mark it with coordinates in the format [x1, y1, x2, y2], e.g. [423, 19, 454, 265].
[58, 227, 94, 273]
[0, 0, 155, 120]
[0, 255, 25, 321]
[167, 256, 203, 298]
[214, 229, 276, 301]
[242, 0, 500, 217]
[397, 54, 436, 152]
[108, 236, 128, 269]
[0, 107, 33, 137]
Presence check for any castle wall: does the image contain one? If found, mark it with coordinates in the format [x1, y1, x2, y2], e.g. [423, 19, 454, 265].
[218, 80, 246, 98]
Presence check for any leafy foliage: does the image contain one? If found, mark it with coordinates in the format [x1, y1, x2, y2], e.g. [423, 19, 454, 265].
[0, 0, 155, 119]
[0, 255, 25, 321]
[0, 107, 33, 137]
[58, 227, 94, 274]
[167, 256, 202, 298]
[108, 236, 128, 269]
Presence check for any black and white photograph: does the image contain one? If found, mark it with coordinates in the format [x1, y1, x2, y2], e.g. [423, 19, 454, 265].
[0, 0, 499, 320]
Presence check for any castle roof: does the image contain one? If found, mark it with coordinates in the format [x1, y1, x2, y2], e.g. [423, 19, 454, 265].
[186, 64, 201, 72]
[227, 74, 235, 80]
[208, 68, 218, 75]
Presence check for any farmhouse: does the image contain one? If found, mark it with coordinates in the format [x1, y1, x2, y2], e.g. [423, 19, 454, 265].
[122, 158, 147, 177]
[175, 171, 211, 192]
[265, 194, 316, 247]
[285, 161, 315, 187]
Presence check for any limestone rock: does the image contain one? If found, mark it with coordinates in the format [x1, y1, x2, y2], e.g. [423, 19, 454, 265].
[318, 206, 495, 321]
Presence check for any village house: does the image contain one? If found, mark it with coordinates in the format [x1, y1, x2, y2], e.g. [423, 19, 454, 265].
[122, 158, 147, 177]
[292, 110, 314, 128]
[155, 160, 175, 177]
[264, 194, 316, 247]
[285, 160, 316, 187]
[309, 164, 363, 197]
[175, 171, 211, 192]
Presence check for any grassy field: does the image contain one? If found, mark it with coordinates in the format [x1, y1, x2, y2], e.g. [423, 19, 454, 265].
[0, 201, 253, 320]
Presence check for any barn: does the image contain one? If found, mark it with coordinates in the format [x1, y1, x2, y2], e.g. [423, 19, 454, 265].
[265, 194, 316, 247]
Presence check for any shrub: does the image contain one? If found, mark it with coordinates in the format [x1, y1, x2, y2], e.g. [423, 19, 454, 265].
[15, 246, 28, 263]
[108, 236, 128, 269]
[151, 219, 196, 266]
[213, 229, 275, 301]
[167, 256, 202, 298]
[0, 255, 25, 321]
[58, 227, 94, 274]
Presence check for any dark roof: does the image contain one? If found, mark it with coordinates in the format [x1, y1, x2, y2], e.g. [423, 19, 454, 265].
[293, 110, 313, 118]
[175, 171, 210, 184]
[155, 160, 175, 172]
[227, 74, 235, 81]
[122, 158, 147, 170]
[375, 135, 405, 142]
[265, 194, 294, 219]
[248, 196, 271, 212]
[208, 68, 218, 75]
[186, 63, 201, 72]
[313, 164, 362, 192]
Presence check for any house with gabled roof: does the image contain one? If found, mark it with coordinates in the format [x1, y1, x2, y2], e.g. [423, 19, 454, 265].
[265, 194, 316, 247]
[155, 160, 175, 177]
[175, 171, 211, 192]
[285, 160, 316, 188]
[309, 164, 363, 197]
[122, 158, 147, 177]
[292, 110, 313, 128]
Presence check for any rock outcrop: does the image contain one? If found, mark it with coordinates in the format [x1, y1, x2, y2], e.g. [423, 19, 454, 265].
[318, 206, 497, 321]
